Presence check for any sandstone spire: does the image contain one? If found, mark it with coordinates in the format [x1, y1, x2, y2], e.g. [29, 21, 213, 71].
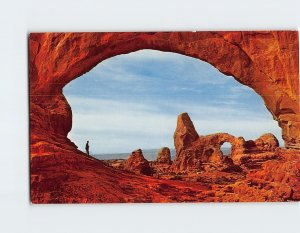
[155, 147, 172, 165]
[173, 112, 199, 154]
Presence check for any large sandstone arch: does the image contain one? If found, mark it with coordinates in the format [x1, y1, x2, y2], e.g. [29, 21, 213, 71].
[29, 31, 300, 155]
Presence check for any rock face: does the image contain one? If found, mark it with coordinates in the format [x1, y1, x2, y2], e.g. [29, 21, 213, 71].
[29, 32, 299, 151]
[172, 113, 244, 172]
[28, 32, 300, 203]
[174, 113, 199, 154]
[172, 113, 281, 172]
[124, 149, 152, 175]
[254, 133, 279, 151]
[155, 147, 172, 165]
[172, 133, 245, 172]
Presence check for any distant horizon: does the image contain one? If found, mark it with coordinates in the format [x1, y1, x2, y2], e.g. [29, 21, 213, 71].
[91, 147, 234, 161]
[92, 147, 175, 155]
[91, 147, 236, 155]
[63, 49, 283, 153]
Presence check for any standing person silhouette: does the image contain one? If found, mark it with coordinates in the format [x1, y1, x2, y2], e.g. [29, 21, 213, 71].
[85, 140, 90, 156]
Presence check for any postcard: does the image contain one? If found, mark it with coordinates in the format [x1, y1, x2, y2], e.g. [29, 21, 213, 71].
[29, 31, 300, 203]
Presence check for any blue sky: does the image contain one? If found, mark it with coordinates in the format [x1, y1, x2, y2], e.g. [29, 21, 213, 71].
[63, 49, 283, 154]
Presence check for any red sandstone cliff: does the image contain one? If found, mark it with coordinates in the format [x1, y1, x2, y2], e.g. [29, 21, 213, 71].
[29, 31, 300, 203]
[29, 31, 300, 150]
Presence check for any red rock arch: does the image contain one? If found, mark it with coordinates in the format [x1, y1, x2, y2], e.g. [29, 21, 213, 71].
[29, 31, 300, 156]
[197, 133, 245, 163]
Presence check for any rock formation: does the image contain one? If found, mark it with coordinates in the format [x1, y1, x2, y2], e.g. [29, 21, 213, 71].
[172, 113, 240, 171]
[29, 32, 299, 154]
[155, 147, 172, 165]
[123, 149, 152, 175]
[171, 113, 282, 172]
[254, 133, 280, 151]
[172, 133, 244, 172]
[29, 32, 300, 203]
[174, 113, 199, 154]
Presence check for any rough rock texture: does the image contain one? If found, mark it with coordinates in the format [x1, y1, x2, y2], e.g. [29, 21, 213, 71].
[214, 148, 300, 202]
[155, 147, 172, 165]
[104, 148, 300, 202]
[123, 149, 152, 175]
[172, 113, 281, 172]
[231, 134, 280, 163]
[172, 113, 243, 171]
[29, 31, 299, 150]
[174, 113, 199, 154]
[31, 151, 211, 203]
[254, 133, 280, 151]
[172, 132, 245, 172]
[244, 149, 300, 201]
[29, 32, 300, 203]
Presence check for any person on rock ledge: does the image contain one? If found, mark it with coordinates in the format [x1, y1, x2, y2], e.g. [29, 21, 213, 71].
[85, 140, 90, 156]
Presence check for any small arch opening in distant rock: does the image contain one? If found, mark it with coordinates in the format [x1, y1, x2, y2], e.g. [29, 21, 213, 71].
[220, 142, 232, 156]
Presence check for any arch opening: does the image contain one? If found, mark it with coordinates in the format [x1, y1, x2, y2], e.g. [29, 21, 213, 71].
[63, 49, 284, 159]
[220, 142, 232, 157]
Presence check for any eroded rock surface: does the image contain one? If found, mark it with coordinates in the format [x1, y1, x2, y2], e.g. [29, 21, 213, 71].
[174, 113, 199, 154]
[124, 149, 152, 175]
[29, 32, 300, 203]
[254, 133, 280, 151]
[155, 147, 172, 165]
[30, 32, 299, 152]
[172, 113, 281, 173]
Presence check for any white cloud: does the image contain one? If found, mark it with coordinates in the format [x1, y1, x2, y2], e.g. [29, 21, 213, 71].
[118, 49, 182, 61]
[64, 49, 284, 153]
[85, 49, 229, 85]
[86, 64, 149, 83]
[66, 96, 283, 153]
